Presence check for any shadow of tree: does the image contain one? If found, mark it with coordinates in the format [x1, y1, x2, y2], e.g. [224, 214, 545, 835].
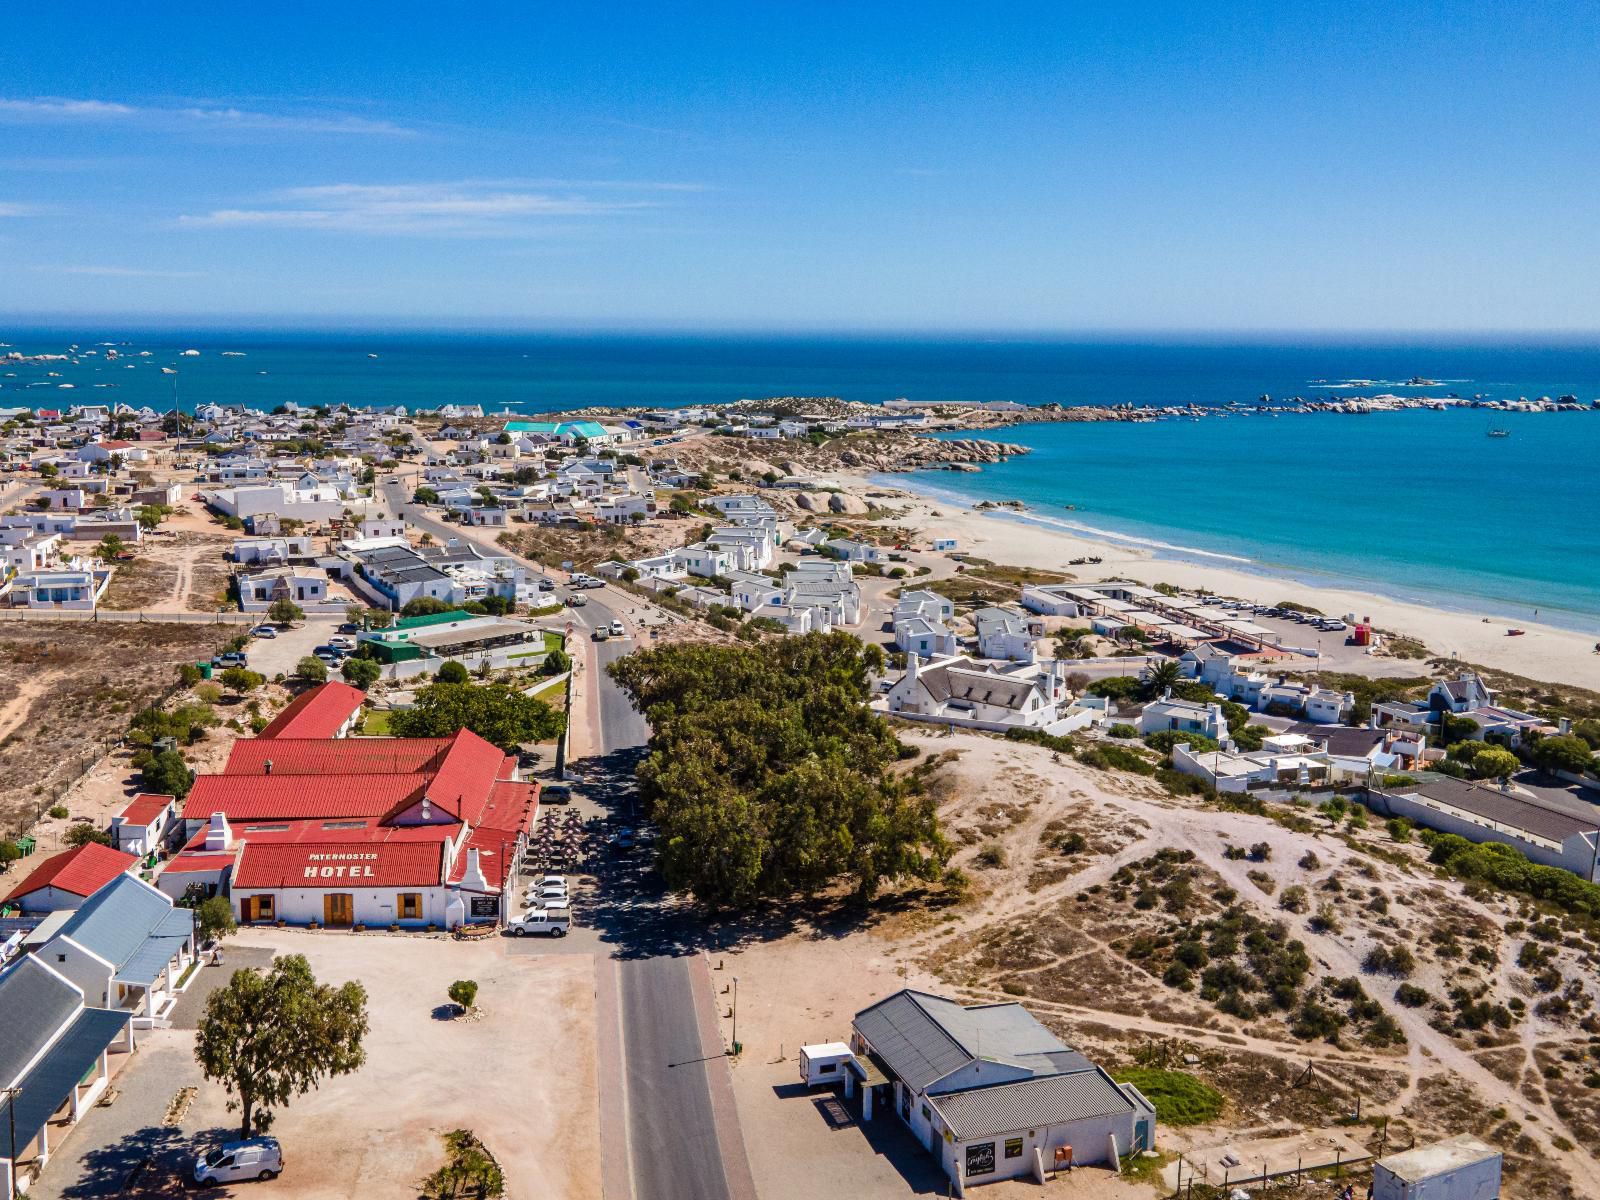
[55, 1122, 246, 1198]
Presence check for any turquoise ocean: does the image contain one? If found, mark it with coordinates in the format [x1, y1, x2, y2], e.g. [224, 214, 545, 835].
[3, 328, 1599, 628]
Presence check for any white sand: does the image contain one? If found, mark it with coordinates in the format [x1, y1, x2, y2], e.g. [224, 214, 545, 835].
[839, 472, 1600, 690]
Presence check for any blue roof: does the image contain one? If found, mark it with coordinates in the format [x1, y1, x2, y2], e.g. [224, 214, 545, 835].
[505, 419, 606, 439]
[57, 874, 185, 976]
[0, 1007, 129, 1153]
[115, 909, 196, 986]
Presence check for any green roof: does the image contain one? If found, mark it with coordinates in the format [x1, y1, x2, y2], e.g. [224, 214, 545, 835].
[505, 419, 607, 439]
[389, 608, 477, 631]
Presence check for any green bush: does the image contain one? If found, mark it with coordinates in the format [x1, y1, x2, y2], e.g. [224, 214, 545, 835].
[1143, 729, 1218, 755]
[48, 805, 69, 820]
[1106, 723, 1139, 739]
[1111, 1069, 1223, 1125]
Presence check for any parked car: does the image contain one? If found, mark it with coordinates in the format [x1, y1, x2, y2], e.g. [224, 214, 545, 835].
[193, 1137, 283, 1186]
[251, 626, 277, 639]
[539, 874, 566, 888]
[212, 651, 248, 669]
[329, 635, 356, 650]
[508, 909, 570, 937]
[337, 622, 361, 635]
[608, 620, 625, 637]
[542, 784, 571, 805]
[567, 594, 588, 608]
[538, 579, 557, 592]
[313, 645, 345, 662]
[610, 828, 637, 852]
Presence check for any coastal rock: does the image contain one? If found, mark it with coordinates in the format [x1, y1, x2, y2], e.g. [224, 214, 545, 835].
[795, 491, 832, 512]
[974, 499, 1027, 511]
[828, 492, 871, 515]
[740, 458, 777, 479]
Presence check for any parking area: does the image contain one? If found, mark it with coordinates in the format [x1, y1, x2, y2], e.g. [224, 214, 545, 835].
[239, 616, 344, 678]
[27, 929, 601, 1199]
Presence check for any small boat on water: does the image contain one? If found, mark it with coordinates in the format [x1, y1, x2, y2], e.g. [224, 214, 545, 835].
[1487, 428, 1510, 438]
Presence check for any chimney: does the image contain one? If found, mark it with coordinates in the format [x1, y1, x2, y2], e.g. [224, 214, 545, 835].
[263, 758, 273, 776]
[205, 811, 232, 852]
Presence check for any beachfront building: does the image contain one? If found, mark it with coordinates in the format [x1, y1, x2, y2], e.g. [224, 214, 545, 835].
[846, 990, 1155, 1193]
[1367, 776, 1600, 881]
[1138, 692, 1228, 741]
[972, 606, 1044, 663]
[885, 654, 1076, 733]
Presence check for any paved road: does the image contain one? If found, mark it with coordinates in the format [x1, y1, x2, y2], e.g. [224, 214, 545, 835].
[381, 474, 745, 1200]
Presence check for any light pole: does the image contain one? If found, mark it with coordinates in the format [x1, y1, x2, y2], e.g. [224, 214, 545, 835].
[731, 976, 739, 1056]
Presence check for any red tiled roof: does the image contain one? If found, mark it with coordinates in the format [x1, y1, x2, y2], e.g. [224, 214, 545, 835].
[181, 816, 451, 852]
[223, 737, 449, 776]
[233, 840, 445, 889]
[97, 440, 136, 450]
[3, 843, 136, 903]
[117, 793, 175, 826]
[424, 732, 507, 823]
[160, 852, 238, 874]
[183, 773, 426, 822]
[258, 683, 368, 740]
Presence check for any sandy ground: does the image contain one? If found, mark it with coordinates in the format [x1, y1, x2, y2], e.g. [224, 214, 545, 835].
[829, 473, 1600, 691]
[181, 928, 601, 1200]
[718, 732, 1600, 1200]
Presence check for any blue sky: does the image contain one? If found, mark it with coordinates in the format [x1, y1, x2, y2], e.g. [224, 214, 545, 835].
[2, 2, 1597, 332]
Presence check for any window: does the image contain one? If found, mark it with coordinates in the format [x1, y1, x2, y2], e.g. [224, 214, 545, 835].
[398, 893, 423, 920]
[1004, 1138, 1024, 1159]
[818, 1062, 836, 1074]
[256, 895, 275, 920]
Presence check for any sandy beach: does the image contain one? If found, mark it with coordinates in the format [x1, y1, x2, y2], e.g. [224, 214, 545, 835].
[834, 471, 1600, 691]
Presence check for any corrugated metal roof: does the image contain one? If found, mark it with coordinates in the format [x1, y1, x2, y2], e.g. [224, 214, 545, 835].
[234, 839, 445, 889]
[116, 792, 176, 826]
[852, 992, 978, 1092]
[184, 773, 427, 821]
[57, 875, 176, 973]
[0, 957, 82, 1088]
[258, 682, 367, 739]
[223, 737, 450, 776]
[929, 1071, 1135, 1140]
[3, 842, 136, 904]
[0, 1007, 130, 1152]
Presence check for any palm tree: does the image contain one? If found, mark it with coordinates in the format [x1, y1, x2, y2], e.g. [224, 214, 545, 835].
[1143, 659, 1183, 699]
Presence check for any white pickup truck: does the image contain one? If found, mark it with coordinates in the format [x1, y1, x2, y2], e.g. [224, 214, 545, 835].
[507, 909, 570, 938]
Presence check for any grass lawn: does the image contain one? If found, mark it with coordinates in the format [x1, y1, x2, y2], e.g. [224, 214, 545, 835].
[531, 677, 566, 704]
[1112, 1069, 1224, 1126]
[362, 708, 394, 735]
[542, 631, 565, 652]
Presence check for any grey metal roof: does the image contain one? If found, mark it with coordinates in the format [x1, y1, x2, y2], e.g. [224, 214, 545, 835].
[1285, 722, 1386, 757]
[0, 1007, 129, 1152]
[112, 908, 194, 986]
[929, 1070, 1135, 1140]
[1382, 777, 1598, 843]
[0, 957, 81, 1088]
[853, 991, 1079, 1093]
[57, 874, 179, 974]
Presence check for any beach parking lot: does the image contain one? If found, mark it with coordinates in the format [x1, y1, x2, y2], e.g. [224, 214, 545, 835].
[26, 929, 601, 1200]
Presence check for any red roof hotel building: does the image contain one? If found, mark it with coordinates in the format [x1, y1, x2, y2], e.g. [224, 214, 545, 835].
[161, 685, 538, 929]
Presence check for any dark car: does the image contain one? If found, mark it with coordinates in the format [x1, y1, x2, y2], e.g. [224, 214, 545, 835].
[337, 622, 361, 635]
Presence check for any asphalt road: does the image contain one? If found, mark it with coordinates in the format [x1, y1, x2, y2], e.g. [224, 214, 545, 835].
[381, 476, 737, 1200]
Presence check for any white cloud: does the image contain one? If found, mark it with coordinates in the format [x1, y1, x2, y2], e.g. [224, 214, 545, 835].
[180, 180, 670, 236]
[0, 96, 411, 137]
[0, 202, 43, 217]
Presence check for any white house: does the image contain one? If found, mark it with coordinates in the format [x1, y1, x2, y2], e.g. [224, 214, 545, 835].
[847, 991, 1155, 1193]
[0, 958, 134, 1197]
[109, 793, 178, 857]
[824, 538, 881, 564]
[37, 873, 197, 1026]
[1138, 692, 1228, 740]
[1, 844, 136, 914]
[887, 654, 1070, 731]
[972, 606, 1044, 663]
[237, 566, 329, 606]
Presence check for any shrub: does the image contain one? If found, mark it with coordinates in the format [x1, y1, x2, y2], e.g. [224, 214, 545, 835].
[1106, 723, 1140, 739]
[447, 979, 479, 1013]
[1279, 885, 1309, 913]
[974, 844, 1008, 870]
[1363, 944, 1416, 978]
[436, 661, 471, 685]
[48, 805, 69, 820]
[1110, 1069, 1223, 1125]
[1143, 729, 1219, 756]
[1394, 983, 1431, 1007]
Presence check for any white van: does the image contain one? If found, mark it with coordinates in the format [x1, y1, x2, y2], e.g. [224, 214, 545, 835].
[193, 1137, 283, 1185]
[508, 909, 570, 937]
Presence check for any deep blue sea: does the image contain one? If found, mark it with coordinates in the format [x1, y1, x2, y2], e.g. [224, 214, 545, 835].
[3, 328, 1598, 625]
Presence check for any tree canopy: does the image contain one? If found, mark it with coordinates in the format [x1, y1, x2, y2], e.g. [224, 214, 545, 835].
[608, 632, 947, 908]
[195, 954, 368, 1138]
[341, 657, 382, 688]
[389, 681, 564, 749]
[268, 597, 305, 625]
[1531, 734, 1596, 778]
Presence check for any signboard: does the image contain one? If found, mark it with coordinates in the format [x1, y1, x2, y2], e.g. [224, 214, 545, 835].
[965, 1142, 995, 1177]
[469, 895, 499, 918]
[1004, 1138, 1023, 1160]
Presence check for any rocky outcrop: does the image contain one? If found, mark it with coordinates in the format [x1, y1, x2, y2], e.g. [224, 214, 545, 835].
[795, 491, 832, 512]
[828, 492, 871, 515]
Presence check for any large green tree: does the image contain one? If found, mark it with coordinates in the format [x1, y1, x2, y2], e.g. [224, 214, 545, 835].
[389, 681, 564, 749]
[1531, 734, 1596, 778]
[609, 632, 947, 907]
[196, 955, 368, 1138]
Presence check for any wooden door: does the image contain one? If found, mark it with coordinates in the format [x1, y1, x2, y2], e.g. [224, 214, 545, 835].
[241, 897, 257, 923]
[324, 894, 353, 927]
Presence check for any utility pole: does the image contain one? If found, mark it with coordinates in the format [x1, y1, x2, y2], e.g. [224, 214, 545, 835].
[731, 976, 739, 1055]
